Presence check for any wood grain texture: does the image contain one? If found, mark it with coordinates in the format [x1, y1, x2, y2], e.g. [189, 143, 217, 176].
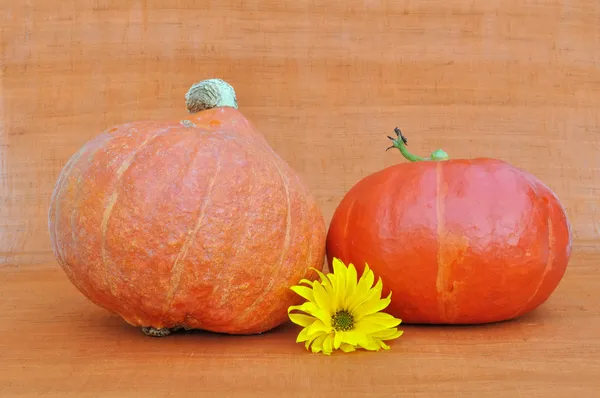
[1, 0, 599, 396]
[1, 252, 599, 397]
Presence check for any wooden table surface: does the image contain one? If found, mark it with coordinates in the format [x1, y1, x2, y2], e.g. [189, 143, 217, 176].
[2, 253, 599, 397]
[2, 0, 600, 396]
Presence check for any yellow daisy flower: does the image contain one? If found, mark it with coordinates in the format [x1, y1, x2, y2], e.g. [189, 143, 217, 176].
[287, 257, 404, 355]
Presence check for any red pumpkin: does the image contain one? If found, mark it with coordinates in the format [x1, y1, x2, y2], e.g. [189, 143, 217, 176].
[326, 128, 572, 324]
[49, 79, 326, 336]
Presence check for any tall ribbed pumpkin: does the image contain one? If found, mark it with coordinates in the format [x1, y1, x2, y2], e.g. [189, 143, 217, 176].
[326, 128, 572, 325]
[48, 79, 326, 336]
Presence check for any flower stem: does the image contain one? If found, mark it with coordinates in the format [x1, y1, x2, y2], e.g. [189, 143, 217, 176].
[386, 127, 449, 162]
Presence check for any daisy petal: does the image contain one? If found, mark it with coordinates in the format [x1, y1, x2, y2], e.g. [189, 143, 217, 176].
[310, 334, 328, 353]
[323, 334, 334, 355]
[354, 319, 401, 335]
[348, 277, 383, 312]
[304, 331, 322, 350]
[297, 278, 315, 286]
[344, 292, 370, 314]
[330, 263, 345, 307]
[288, 313, 316, 328]
[362, 312, 403, 329]
[357, 264, 375, 291]
[348, 268, 377, 308]
[353, 296, 391, 319]
[353, 314, 401, 335]
[340, 343, 356, 353]
[310, 267, 328, 282]
[365, 277, 384, 300]
[356, 334, 379, 351]
[371, 328, 404, 340]
[331, 258, 348, 281]
[345, 263, 357, 299]
[326, 273, 342, 309]
[296, 326, 310, 343]
[311, 267, 333, 291]
[341, 330, 360, 346]
[306, 319, 332, 337]
[288, 302, 331, 326]
[334, 331, 343, 349]
[377, 340, 391, 350]
[290, 285, 315, 303]
[312, 280, 333, 314]
[346, 262, 358, 283]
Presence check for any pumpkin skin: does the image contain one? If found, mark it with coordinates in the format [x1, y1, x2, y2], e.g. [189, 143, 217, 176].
[326, 157, 572, 324]
[48, 86, 326, 335]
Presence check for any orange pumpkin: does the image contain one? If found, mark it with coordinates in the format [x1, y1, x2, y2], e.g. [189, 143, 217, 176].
[48, 78, 326, 336]
[326, 128, 572, 324]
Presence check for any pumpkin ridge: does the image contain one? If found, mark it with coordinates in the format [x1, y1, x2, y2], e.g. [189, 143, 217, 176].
[51, 145, 87, 267]
[305, 218, 315, 275]
[238, 158, 292, 323]
[510, 214, 555, 319]
[257, 205, 319, 329]
[216, 151, 256, 309]
[52, 134, 113, 265]
[163, 153, 223, 310]
[101, 129, 167, 296]
[59, 135, 115, 298]
[296, 205, 324, 291]
[342, 199, 356, 246]
[434, 161, 451, 321]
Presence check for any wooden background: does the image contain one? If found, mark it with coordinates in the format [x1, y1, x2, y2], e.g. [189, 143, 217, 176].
[1, 0, 599, 396]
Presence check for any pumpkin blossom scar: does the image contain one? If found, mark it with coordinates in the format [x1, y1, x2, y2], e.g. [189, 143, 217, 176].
[287, 258, 403, 355]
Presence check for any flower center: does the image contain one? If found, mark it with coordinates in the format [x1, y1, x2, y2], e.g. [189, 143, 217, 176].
[331, 309, 355, 331]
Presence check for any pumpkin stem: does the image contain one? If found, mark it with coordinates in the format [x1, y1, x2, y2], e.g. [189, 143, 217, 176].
[386, 127, 449, 162]
[185, 78, 238, 113]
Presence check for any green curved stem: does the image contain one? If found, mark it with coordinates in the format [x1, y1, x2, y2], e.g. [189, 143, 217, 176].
[386, 127, 449, 162]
